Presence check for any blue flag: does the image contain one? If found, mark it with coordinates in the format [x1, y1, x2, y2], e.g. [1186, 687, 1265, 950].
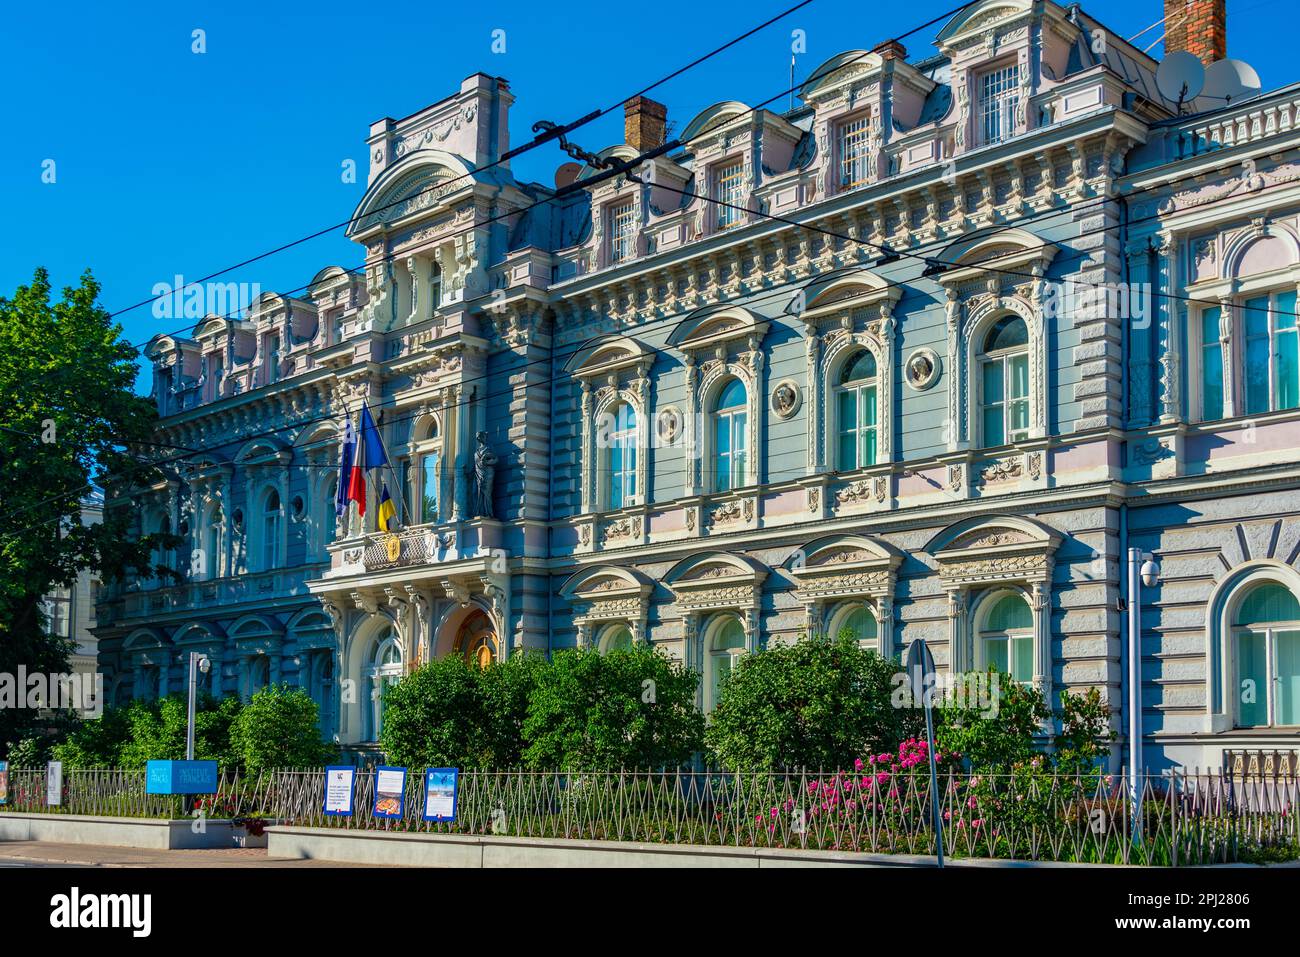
[358, 403, 389, 470]
[336, 416, 356, 518]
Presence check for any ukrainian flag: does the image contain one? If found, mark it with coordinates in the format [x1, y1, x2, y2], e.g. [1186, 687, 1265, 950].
[377, 481, 397, 532]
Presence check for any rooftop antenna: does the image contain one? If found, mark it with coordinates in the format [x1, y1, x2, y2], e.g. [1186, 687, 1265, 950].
[1155, 50, 1205, 114]
[790, 52, 796, 112]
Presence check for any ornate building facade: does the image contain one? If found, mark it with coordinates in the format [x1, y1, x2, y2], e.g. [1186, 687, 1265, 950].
[97, 0, 1300, 769]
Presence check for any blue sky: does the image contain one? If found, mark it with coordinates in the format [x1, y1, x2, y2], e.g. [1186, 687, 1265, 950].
[0, 0, 1288, 391]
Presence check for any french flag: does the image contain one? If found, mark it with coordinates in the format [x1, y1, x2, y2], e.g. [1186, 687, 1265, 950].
[344, 403, 388, 517]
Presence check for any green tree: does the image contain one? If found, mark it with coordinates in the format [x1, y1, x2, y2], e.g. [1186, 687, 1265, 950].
[0, 269, 175, 752]
[228, 685, 334, 773]
[522, 645, 703, 771]
[705, 633, 917, 772]
[379, 654, 543, 769]
[50, 704, 135, 768]
[935, 670, 1051, 772]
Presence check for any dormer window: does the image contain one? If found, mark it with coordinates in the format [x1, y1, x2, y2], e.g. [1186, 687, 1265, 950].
[837, 115, 871, 189]
[977, 64, 1019, 146]
[608, 201, 635, 265]
[713, 161, 745, 230]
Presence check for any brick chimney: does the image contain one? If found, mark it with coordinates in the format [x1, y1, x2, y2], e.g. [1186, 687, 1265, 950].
[624, 96, 667, 152]
[872, 39, 907, 61]
[1163, 0, 1226, 65]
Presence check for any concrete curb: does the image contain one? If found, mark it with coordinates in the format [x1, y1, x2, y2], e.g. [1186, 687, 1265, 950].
[0, 813, 258, 850]
[267, 825, 1121, 868]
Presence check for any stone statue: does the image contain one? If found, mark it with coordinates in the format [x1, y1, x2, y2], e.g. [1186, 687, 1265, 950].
[470, 431, 498, 519]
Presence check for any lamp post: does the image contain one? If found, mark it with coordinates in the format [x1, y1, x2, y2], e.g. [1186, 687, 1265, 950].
[186, 652, 211, 761]
[1126, 548, 1160, 843]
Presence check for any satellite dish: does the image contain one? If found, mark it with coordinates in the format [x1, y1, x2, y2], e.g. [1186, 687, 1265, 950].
[1203, 58, 1262, 104]
[1156, 50, 1205, 108]
[554, 162, 582, 189]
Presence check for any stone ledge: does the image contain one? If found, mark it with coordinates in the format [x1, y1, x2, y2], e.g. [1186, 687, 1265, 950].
[265, 825, 1113, 868]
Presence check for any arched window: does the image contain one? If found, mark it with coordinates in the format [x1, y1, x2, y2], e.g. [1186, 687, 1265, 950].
[976, 592, 1033, 683]
[835, 350, 878, 471]
[705, 616, 746, 712]
[1233, 582, 1300, 727]
[412, 416, 442, 525]
[261, 489, 282, 571]
[978, 316, 1029, 447]
[599, 623, 634, 653]
[832, 602, 879, 649]
[366, 629, 403, 741]
[712, 378, 748, 493]
[604, 402, 637, 510]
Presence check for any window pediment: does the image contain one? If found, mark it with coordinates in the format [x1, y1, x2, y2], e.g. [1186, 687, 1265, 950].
[928, 515, 1060, 587]
[669, 307, 769, 354]
[801, 273, 900, 324]
[788, 536, 902, 602]
[665, 552, 768, 612]
[566, 336, 653, 379]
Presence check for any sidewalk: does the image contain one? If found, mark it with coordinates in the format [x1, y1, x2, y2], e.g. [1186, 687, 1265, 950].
[0, 841, 385, 868]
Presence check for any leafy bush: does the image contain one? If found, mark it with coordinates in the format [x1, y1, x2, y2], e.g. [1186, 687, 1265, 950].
[117, 694, 241, 769]
[228, 685, 335, 773]
[705, 634, 920, 772]
[522, 644, 704, 770]
[380, 653, 544, 769]
[935, 671, 1050, 772]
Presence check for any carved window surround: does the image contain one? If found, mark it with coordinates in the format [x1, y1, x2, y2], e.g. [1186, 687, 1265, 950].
[666, 553, 769, 676]
[570, 338, 654, 515]
[801, 275, 901, 475]
[938, 237, 1057, 452]
[1184, 259, 1300, 422]
[671, 308, 769, 495]
[559, 566, 655, 649]
[788, 536, 903, 656]
[927, 516, 1061, 704]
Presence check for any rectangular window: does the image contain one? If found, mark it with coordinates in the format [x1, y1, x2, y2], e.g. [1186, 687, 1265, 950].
[608, 201, 635, 264]
[1276, 290, 1298, 411]
[836, 389, 857, 470]
[714, 161, 745, 230]
[978, 64, 1020, 146]
[1008, 353, 1029, 440]
[715, 411, 746, 491]
[1279, 630, 1300, 726]
[421, 453, 439, 524]
[1245, 296, 1270, 415]
[838, 116, 871, 188]
[1201, 307, 1224, 420]
[982, 359, 1005, 446]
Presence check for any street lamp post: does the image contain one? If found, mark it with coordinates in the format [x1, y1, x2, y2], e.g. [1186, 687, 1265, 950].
[1126, 548, 1159, 843]
[186, 652, 211, 761]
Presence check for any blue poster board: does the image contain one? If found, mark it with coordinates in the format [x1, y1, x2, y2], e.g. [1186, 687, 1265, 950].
[145, 760, 219, 795]
[372, 766, 406, 819]
[422, 768, 459, 822]
[323, 766, 355, 816]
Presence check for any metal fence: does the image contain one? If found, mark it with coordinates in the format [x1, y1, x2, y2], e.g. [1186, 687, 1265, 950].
[268, 767, 1299, 866]
[2, 766, 1296, 865]
[0, 768, 276, 820]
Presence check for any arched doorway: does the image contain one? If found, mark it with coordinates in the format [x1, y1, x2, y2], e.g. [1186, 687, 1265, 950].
[453, 609, 498, 668]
